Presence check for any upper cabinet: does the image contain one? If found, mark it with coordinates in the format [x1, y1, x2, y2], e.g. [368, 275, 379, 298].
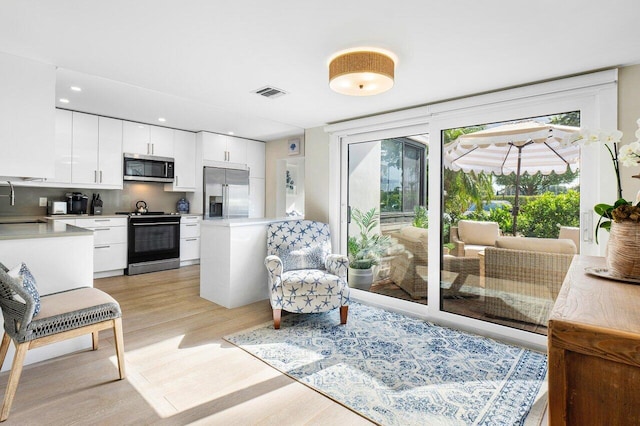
[201, 133, 247, 165]
[166, 130, 196, 192]
[53, 109, 73, 183]
[0, 52, 55, 179]
[70, 112, 123, 188]
[123, 121, 174, 157]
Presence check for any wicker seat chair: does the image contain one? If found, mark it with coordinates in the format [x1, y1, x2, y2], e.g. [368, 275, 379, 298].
[0, 262, 125, 421]
[450, 220, 501, 257]
[483, 237, 576, 325]
[390, 226, 428, 299]
[264, 220, 350, 329]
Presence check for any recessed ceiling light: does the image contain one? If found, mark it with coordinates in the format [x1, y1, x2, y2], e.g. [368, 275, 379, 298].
[59, 98, 69, 104]
[158, 117, 166, 122]
[228, 131, 234, 135]
[70, 86, 82, 92]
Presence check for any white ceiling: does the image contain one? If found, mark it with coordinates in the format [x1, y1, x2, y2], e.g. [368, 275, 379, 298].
[1, 1, 639, 141]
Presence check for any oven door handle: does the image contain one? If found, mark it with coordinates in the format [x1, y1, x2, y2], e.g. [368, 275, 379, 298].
[132, 221, 180, 226]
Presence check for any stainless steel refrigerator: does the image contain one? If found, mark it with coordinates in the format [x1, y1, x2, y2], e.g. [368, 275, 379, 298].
[203, 167, 250, 219]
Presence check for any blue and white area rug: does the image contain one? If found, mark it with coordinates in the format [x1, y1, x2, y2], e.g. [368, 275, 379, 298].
[224, 302, 548, 426]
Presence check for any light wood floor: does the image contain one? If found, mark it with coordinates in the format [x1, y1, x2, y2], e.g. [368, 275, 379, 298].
[0, 266, 373, 425]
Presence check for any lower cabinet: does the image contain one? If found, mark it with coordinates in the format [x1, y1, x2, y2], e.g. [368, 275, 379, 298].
[180, 215, 201, 265]
[52, 217, 128, 277]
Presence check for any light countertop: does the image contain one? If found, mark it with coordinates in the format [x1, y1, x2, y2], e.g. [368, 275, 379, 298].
[200, 217, 301, 227]
[0, 222, 94, 240]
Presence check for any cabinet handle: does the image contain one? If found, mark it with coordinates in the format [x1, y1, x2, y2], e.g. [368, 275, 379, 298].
[95, 245, 110, 249]
[94, 219, 110, 222]
[152, 143, 155, 155]
[175, 175, 179, 186]
[186, 224, 197, 227]
[100, 170, 103, 183]
[94, 170, 98, 183]
[186, 238, 198, 241]
[93, 228, 110, 231]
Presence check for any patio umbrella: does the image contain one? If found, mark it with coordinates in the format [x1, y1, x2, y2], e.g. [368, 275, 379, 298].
[443, 120, 580, 235]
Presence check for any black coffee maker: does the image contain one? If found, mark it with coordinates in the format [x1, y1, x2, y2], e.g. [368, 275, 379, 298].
[66, 192, 88, 214]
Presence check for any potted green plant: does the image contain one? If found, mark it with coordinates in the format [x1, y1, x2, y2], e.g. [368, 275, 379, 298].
[347, 207, 391, 290]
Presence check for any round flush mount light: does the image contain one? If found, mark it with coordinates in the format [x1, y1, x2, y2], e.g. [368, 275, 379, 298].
[328, 47, 396, 96]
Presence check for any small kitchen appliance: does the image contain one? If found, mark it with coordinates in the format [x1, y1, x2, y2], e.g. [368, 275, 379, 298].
[47, 201, 67, 215]
[66, 192, 88, 214]
[90, 193, 103, 215]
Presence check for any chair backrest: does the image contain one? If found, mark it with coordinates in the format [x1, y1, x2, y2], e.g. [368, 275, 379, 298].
[457, 220, 500, 246]
[267, 220, 331, 271]
[559, 226, 580, 254]
[0, 262, 35, 340]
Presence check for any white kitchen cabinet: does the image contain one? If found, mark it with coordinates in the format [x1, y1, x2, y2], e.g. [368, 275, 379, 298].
[180, 215, 200, 264]
[123, 121, 150, 155]
[123, 121, 174, 157]
[74, 217, 128, 277]
[201, 132, 247, 165]
[71, 112, 122, 188]
[150, 125, 174, 157]
[246, 140, 265, 179]
[249, 177, 265, 218]
[166, 130, 196, 192]
[98, 117, 124, 187]
[71, 112, 99, 185]
[52, 109, 73, 183]
[0, 52, 55, 179]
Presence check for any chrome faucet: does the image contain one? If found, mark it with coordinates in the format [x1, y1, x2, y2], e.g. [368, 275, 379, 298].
[1, 181, 15, 206]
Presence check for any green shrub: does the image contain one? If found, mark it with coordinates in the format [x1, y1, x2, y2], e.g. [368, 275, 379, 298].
[517, 190, 580, 238]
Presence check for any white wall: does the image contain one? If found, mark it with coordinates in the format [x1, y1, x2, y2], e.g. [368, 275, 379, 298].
[265, 135, 304, 218]
[304, 126, 330, 223]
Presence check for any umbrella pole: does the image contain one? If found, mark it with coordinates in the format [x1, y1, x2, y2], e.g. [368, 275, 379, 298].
[512, 145, 524, 236]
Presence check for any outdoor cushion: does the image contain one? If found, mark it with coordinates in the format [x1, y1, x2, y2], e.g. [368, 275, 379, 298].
[458, 220, 500, 246]
[400, 226, 428, 245]
[559, 226, 580, 253]
[496, 236, 577, 254]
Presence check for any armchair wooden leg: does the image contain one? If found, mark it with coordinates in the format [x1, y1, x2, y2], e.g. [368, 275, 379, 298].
[1, 342, 29, 422]
[112, 318, 126, 380]
[0, 333, 10, 371]
[273, 309, 282, 329]
[340, 306, 348, 325]
[92, 331, 99, 351]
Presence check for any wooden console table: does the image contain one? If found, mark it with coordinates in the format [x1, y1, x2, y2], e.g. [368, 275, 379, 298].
[548, 255, 640, 425]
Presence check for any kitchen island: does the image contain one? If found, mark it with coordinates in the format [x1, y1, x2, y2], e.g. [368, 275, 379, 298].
[0, 222, 94, 371]
[199, 217, 293, 309]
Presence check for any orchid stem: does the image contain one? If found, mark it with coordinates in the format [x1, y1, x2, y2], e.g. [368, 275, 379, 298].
[605, 143, 623, 200]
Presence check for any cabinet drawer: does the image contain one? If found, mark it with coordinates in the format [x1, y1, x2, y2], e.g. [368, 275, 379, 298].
[181, 215, 200, 224]
[181, 222, 200, 238]
[76, 217, 127, 228]
[90, 225, 127, 245]
[180, 237, 200, 261]
[94, 242, 127, 272]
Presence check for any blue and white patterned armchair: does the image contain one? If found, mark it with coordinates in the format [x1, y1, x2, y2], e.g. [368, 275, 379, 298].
[264, 220, 350, 329]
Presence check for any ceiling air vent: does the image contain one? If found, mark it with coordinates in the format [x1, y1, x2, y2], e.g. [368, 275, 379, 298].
[253, 86, 287, 99]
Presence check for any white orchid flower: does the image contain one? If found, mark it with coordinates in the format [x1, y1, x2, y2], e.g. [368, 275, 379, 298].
[618, 141, 640, 167]
[600, 130, 623, 144]
[580, 129, 600, 145]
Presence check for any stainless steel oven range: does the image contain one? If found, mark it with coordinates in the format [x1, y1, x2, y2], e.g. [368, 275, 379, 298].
[118, 212, 181, 275]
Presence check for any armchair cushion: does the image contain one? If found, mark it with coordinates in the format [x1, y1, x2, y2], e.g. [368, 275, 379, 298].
[399, 226, 428, 244]
[496, 236, 577, 254]
[276, 245, 325, 271]
[8, 263, 40, 316]
[457, 220, 500, 246]
[281, 270, 345, 297]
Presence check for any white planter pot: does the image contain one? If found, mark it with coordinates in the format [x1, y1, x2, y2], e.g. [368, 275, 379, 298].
[348, 267, 374, 290]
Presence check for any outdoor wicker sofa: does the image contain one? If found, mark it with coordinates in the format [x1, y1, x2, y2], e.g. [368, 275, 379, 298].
[483, 236, 577, 326]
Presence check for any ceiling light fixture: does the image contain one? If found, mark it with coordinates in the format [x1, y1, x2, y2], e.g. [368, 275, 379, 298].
[328, 47, 396, 96]
[59, 98, 69, 104]
[70, 86, 82, 92]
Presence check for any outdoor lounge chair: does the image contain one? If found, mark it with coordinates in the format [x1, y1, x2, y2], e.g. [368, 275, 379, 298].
[483, 236, 576, 325]
[450, 220, 501, 257]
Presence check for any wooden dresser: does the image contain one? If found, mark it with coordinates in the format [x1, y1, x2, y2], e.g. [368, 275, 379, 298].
[548, 255, 640, 425]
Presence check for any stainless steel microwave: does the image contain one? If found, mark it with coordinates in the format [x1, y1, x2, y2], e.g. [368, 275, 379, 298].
[123, 153, 175, 183]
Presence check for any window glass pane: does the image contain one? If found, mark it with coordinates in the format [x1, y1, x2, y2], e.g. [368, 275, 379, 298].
[347, 134, 429, 305]
[441, 112, 580, 335]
